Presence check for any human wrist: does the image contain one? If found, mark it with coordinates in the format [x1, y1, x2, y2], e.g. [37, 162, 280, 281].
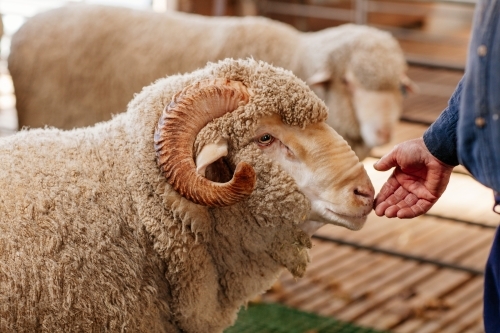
[423, 128, 458, 167]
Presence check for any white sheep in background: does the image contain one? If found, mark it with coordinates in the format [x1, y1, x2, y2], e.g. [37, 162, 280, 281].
[0, 58, 374, 332]
[8, 4, 416, 160]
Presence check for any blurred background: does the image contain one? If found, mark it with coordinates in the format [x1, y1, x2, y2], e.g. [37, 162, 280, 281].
[0, 1, 496, 332]
[0, 0, 474, 67]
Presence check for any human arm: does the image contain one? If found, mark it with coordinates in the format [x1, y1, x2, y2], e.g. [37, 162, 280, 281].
[373, 78, 464, 218]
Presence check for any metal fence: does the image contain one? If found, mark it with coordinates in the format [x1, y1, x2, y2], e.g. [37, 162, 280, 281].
[0, 0, 475, 68]
[256, 0, 475, 69]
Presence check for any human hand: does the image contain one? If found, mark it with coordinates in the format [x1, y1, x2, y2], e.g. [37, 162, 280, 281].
[373, 137, 454, 218]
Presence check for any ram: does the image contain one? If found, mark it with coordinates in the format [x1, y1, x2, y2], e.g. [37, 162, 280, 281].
[0, 59, 374, 332]
[8, 4, 415, 159]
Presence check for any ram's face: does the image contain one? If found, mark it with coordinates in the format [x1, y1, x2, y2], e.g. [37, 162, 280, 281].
[158, 76, 373, 231]
[253, 114, 374, 231]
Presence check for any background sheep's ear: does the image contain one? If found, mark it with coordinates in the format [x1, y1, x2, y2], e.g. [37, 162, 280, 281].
[306, 70, 332, 86]
[342, 69, 359, 93]
[306, 71, 332, 101]
[344, 68, 356, 83]
[400, 75, 419, 96]
[196, 137, 228, 177]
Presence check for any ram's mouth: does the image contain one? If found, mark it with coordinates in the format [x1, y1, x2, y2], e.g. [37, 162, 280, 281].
[310, 200, 369, 231]
[325, 208, 367, 228]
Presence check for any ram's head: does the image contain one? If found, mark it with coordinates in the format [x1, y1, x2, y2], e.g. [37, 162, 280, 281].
[154, 78, 374, 231]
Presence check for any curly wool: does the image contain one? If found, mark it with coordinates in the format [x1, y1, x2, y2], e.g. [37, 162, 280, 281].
[301, 23, 407, 90]
[0, 58, 326, 333]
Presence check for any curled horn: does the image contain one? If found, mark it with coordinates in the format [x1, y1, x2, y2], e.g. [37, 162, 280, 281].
[154, 79, 256, 207]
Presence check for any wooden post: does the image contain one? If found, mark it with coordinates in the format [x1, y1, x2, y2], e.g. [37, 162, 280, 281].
[355, 0, 367, 24]
[167, 0, 179, 11]
[213, 0, 226, 16]
[152, 0, 168, 12]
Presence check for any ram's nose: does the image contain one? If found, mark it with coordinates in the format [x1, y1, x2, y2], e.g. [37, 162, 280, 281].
[353, 183, 375, 211]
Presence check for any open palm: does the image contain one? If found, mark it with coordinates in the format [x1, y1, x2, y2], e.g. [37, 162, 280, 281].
[373, 138, 455, 218]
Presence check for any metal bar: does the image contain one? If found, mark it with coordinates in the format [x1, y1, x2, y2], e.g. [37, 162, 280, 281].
[260, 0, 475, 20]
[377, 0, 476, 5]
[372, 24, 470, 46]
[366, 0, 466, 17]
[313, 234, 485, 275]
[259, 1, 354, 22]
[368, 0, 431, 16]
[166, 0, 178, 11]
[424, 212, 499, 229]
[399, 115, 435, 126]
[405, 55, 466, 71]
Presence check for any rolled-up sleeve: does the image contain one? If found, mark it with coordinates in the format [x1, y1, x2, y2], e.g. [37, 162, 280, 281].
[422, 77, 463, 166]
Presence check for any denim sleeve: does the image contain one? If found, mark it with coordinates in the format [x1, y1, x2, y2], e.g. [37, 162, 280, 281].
[422, 77, 463, 166]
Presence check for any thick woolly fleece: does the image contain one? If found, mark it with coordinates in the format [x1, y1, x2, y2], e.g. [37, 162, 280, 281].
[0, 59, 328, 332]
[9, 4, 407, 158]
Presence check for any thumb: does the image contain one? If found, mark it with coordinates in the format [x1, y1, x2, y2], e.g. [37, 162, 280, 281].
[373, 151, 397, 172]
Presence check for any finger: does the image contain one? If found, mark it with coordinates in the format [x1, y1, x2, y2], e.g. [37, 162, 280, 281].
[373, 151, 398, 172]
[374, 182, 406, 216]
[376, 187, 416, 217]
[396, 198, 431, 218]
[383, 205, 401, 218]
[389, 193, 417, 218]
[385, 186, 411, 206]
[374, 176, 400, 205]
[395, 207, 419, 218]
[400, 192, 419, 208]
[410, 199, 431, 216]
[374, 200, 391, 216]
[375, 192, 408, 217]
[377, 189, 433, 219]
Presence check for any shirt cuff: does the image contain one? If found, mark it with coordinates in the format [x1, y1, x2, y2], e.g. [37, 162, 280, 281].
[422, 77, 463, 166]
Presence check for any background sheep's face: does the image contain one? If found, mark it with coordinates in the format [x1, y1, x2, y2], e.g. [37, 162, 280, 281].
[252, 114, 374, 231]
[350, 85, 403, 148]
[310, 69, 407, 151]
[343, 69, 405, 148]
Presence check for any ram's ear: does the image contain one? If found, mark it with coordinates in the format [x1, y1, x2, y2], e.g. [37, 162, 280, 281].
[196, 137, 228, 177]
[306, 70, 332, 86]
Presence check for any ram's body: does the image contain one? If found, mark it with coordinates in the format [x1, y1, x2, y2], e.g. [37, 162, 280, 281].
[0, 59, 374, 332]
[9, 4, 412, 159]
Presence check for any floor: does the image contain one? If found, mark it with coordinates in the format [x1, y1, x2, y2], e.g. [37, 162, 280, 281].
[0, 38, 495, 333]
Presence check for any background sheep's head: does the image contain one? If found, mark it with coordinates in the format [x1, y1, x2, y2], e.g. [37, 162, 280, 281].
[154, 59, 374, 231]
[305, 25, 417, 157]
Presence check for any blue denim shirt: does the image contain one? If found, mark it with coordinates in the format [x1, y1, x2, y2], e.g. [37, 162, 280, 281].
[422, 1, 500, 331]
[423, 0, 500, 201]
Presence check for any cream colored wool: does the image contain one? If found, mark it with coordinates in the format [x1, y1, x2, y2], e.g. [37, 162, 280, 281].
[9, 4, 408, 159]
[0, 59, 331, 332]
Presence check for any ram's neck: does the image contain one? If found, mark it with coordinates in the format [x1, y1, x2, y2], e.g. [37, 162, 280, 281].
[138, 172, 313, 333]
[163, 203, 311, 333]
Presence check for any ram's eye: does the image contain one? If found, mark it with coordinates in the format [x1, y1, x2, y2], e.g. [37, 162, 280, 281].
[257, 134, 274, 145]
